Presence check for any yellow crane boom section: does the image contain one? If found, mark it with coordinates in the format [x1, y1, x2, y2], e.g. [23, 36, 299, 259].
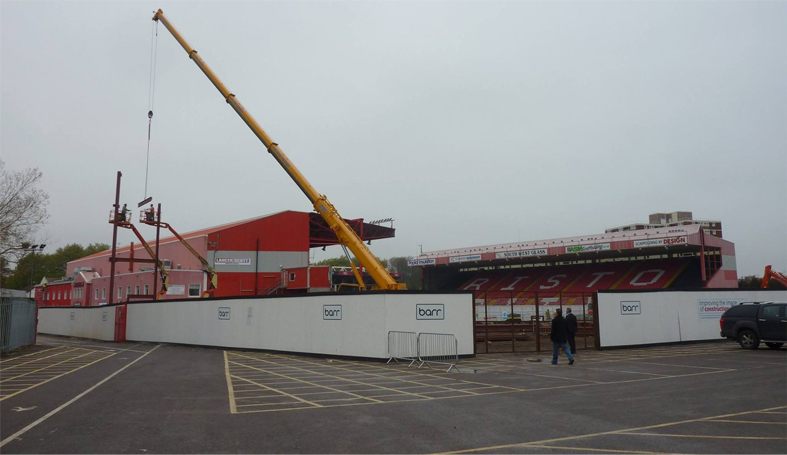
[152, 9, 405, 290]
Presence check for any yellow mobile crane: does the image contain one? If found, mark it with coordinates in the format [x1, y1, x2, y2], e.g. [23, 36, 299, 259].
[152, 9, 405, 290]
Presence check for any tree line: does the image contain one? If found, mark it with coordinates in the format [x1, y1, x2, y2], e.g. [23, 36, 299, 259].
[1, 243, 109, 291]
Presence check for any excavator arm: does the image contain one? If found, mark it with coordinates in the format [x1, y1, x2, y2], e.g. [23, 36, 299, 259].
[761, 265, 787, 289]
[152, 9, 405, 290]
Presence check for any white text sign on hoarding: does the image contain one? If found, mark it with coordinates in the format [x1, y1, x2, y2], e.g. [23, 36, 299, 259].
[214, 258, 252, 266]
[620, 301, 641, 315]
[449, 254, 482, 263]
[408, 257, 436, 266]
[698, 299, 736, 318]
[417, 304, 445, 320]
[566, 243, 611, 253]
[323, 305, 342, 320]
[634, 236, 688, 248]
[495, 248, 547, 259]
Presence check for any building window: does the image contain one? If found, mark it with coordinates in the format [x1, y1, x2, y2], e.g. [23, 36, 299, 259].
[127, 286, 131, 297]
[118, 287, 123, 299]
[95, 288, 99, 300]
[101, 288, 106, 300]
[144, 285, 149, 295]
[188, 284, 201, 297]
[135, 285, 140, 295]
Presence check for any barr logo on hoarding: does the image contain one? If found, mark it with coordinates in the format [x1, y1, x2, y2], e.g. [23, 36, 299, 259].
[218, 307, 231, 320]
[620, 301, 641, 315]
[323, 305, 342, 320]
[417, 304, 445, 320]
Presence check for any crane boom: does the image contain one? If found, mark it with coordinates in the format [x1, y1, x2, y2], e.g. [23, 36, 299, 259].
[152, 9, 405, 290]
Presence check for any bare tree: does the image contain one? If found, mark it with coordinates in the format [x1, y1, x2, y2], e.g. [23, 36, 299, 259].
[0, 160, 49, 262]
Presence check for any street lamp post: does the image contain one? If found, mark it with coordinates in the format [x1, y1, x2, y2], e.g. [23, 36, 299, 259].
[26, 244, 46, 294]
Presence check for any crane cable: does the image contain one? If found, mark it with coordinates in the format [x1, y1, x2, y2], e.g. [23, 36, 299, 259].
[144, 19, 159, 199]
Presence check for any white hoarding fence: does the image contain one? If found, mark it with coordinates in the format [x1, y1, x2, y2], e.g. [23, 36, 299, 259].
[597, 290, 787, 348]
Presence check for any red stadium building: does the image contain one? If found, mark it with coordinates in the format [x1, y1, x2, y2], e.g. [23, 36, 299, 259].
[34, 210, 396, 307]
[408, 223, 736, 352]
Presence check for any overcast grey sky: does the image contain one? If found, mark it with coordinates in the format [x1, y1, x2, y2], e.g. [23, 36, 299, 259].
[2, 0, 785, 277]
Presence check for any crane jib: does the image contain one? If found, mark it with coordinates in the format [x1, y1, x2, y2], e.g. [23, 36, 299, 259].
[151, 9, 405, 290]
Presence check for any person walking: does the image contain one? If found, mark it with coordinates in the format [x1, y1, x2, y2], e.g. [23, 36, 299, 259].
[550, 308, 575, 365]
[565, 307, 578, 355]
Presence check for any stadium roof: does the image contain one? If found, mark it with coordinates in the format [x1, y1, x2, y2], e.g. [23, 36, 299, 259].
[80, 210, 395, 260]
[408, 224, 731, 267]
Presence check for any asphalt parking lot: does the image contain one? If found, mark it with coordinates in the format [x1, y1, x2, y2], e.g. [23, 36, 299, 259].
[1, 336, 785, 454]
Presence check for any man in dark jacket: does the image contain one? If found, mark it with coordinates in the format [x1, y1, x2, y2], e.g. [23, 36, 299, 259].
[565, 307, 578, 355]
[550, 308, 575, 365]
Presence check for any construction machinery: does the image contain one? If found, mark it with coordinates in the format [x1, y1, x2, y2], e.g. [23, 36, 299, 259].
[108, 207, 169, 297]
[761, 265, 787, 289]
[140, 205, 217, 297]
[152, 9, 405, 290]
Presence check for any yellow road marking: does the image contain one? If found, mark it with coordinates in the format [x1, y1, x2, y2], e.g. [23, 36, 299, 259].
[580, 367, 671, 377]
[0, 346, 79, 370]
[707, 419, 787, 425]
[622, 432, 787, 440]
[223, 351, 237, 414]
[311, 355, 521, 390]
[1, 350, 101, 383]
[0, 344, 160, 449]
[0, 346, 63, 365]
[0, 351, 115, 402]
[523, 444, 662, 454]
[230, 374, 323, 407]
[228, 353, 398, 401]
[314, 355, 523, 392]
[438, 405, 787, 453]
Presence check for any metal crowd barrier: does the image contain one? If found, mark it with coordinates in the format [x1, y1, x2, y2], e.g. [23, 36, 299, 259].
[417, 332, 458, 372]
[387, 331, 418, 366]
[387, 331, 460, 372]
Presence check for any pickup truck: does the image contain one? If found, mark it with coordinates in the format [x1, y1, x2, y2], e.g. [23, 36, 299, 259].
[720, 302, 786, 349]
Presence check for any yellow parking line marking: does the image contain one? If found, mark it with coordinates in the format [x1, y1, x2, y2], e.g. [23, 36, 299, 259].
[759, 411, 787, 415]
[438, 404, 787, 454]
[235, 405, 320, 414]
[622, 432, 787, 440]
[290, 355, 522, 393]
[523, 444, 661, 454]
[0, 346, 79, 370]
[223, 352, 237, 414]
[228, 354, 395, 401]
[707, 419, 787, 425]
[1, 350, 101, 383]
[0, 346, 63, 365]
[581, 367, 671, 377]
[0, 351, 115, 402]
[236, 401, 306, 408]
[0, 345, 160, 449]
[230, 374, 323, 408]
[637, 361, 728, 371]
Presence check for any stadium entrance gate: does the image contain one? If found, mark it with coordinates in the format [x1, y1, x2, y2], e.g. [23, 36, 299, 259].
[474, 291, 596, 354]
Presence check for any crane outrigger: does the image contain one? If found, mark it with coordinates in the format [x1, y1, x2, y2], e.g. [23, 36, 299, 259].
[152, 9, 405, 291]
